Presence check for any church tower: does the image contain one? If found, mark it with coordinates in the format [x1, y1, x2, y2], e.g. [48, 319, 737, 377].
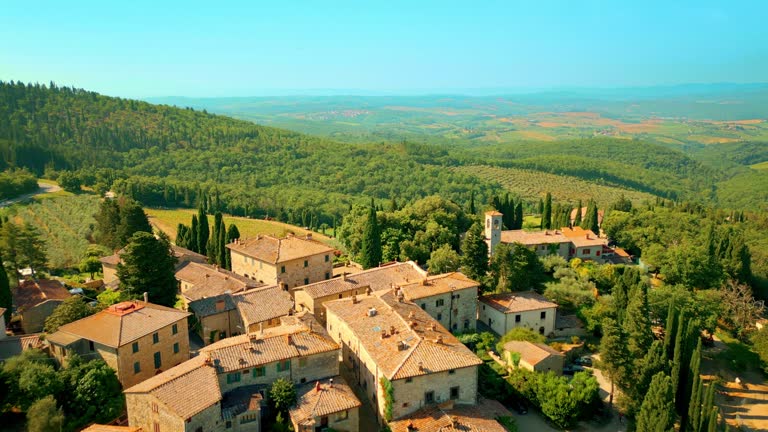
[485, 211, 503, 256]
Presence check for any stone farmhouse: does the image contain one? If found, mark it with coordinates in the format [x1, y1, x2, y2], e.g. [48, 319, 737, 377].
[13, 278, 71, 333]
[478, 291, 558, 337]
[47, 300, 191, 388]
[176, 261, 262, 308]
[292, 261, 426, 325]
[101, 245, 207, 286]
[124, 313, 351, 432]
[325, 290, 483, 423]
[289, 377, 362, 432]
[396, 272, 479, 333]
[502, 340, 564, 374]
[227, 234, 335, 289]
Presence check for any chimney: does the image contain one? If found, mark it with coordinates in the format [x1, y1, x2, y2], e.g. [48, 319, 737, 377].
[586, 234, 590, 240]
[435, 335, 443, 344]
[306, 233, 312, 240]
[259, 322, 264, 335]
[418, 361, 424, 372]
[286, 334, 293, 345]
[420, 278, 428, 286]
[451, 416, 459, 427]
[341, 273, 346, 281]
[351, 295, 357, 304]
[329, 378, 334, 388]
[215, 299, 225, 312]
[205, 273, 210, 278]
[367, 307, 377, 317]
[428, 323, 436, 331]
[315, 381, 321, 393]
[366, 287, 372, 296]
[380, 330, 387, 340]
[143, 292, 149, 303]
[389, 325, 396, 336]
[408, 311, 415, 320]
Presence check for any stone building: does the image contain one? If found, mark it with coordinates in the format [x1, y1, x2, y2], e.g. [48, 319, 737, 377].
[188, 294, 242, 345]
[325, 290, 482, 424]
[478, 291, 558, 337]
[13, 279, 71, 333]
[290, 377, 361, 432]
[502, 340, 564, 374]
[176, 261, 262, 308]
[227, 234, 335, 289]
[561, 226, 608, 261]
[124, 313, 346, 432]
[293, 261, 425, 325]
[388, 398, 513, 432]
[47, 301, 190, 388]
[397, 272, 479, 332]
[101, 245, 207, 286]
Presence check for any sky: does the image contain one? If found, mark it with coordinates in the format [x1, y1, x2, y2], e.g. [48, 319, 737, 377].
[2, 0, 767, 98]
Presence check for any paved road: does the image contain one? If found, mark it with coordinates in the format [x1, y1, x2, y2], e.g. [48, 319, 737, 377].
[0, 181, 62, 207]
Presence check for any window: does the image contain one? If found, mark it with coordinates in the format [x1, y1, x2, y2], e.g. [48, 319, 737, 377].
[304, 260, 308, 267]
[172, 324, 178, 335]
[300, 377, 306, 383]
[226, 421, 232, 429]
[227, 372, 241, 384]
[304, 278, 309, 285]
[153, 332, 159, 344]
[452, 323, 457, 330]
[173, 342, 179, 354]
[325, 255, 330, 262]
[540, 311, 546, 320]
[253, 366, 266, 377]
[448, 369, 456, 375]
[326, 272, 330, 279]
[89, 340, 95, 351]
[132, 342, 139, 353]
[437, 313, 442, 321]
[154, 352, 162, 369]
[337, 410, 349, 421]
[134, 362, 141, 374]
[464, 320, 469, 329]
[596, 251, 601, 256]
[425, 391, 435, 405]
[299, 358, 307, 367]
[436, 299, 445, 307]
[277, 360, 291, 372]
[280, 265, 286, 273]
[482, 305, 486, 310]
[515, 314, 521, 323]
[582, 249, 590, 255]
[421, 303, 426, 310]
[539, 326, 545, 335]
[450, 386, 460, 400]
[402, 402, 409, 408]
[195, 427, 203, 432]
[405, 377, 413, 383]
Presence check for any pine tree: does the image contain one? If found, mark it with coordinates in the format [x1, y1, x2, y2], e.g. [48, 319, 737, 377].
[624, 282, 654, 359]
[542, 193, 552, 229]
[0, 254, 11, 323]
[461, 222, 489, 283]
[636, 372, 676, 432]
[359, 201, 382, 269]
[117, 201, 152, 247]
[189, 214, 199, 253]
[117, 231, 178, 307]
[197, 205, 209, 256]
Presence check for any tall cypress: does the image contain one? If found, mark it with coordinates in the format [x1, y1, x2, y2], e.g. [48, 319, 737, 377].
[663, 300, 678, 359]
[624, 283, 654, 360]
[541, 193, 552, 229]
[225, 223, 241, 270]
[574, 200, 583, 227]
[514, 202, 523, 229]
[176, 224, 189, 249]
[189, 214, 199, 253]
[636, 372, 676, 432]
[209, 212, 222, 264]
[468, 191, 476, 216]
[197, 205, 209, 256]
[217, 215, 227, 268]
[0, 254, 11, 323]
[688, 339, 703, 432]
[359, 201, 382, 269]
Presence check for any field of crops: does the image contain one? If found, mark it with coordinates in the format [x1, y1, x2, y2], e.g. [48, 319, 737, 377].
[145, 208, 334, 245]
[454, 165, 656, 207]
[3, 194, 101, 268]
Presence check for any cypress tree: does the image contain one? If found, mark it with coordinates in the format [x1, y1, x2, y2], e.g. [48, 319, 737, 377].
[589, 201, 600, 234]
[600, 318, 630, 406]
[359, 201, 382, 269]
[624, 282, 654, 359]
[671, 311, 688, 399]
[209, 212, 222, 264]
[538, 198, 544, 216]
[688, 339, 703, 432]
[706, 406, 718, 432]
[541, 193, 552, 229]
[468, 191, 476, 216]
[189, 214, 199, 253]
[636, 372, 676, 432]
[225, 223, 241, 270]
[632, 340, 669, 416]
[664, 300, 678, 359]
[574, 200, 582, 227]
[0, 254, 11, 323]
[197, 205, 209, 256]
[217, 215, 227, 268]
[701, 383, 716, 432]
[514, 202, 523, 229]
[461, 222, 489, 283]
[176, 224, 189, 249]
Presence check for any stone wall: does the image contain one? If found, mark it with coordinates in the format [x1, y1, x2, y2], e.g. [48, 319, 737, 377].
[22, 300, 64, 333]
[478, 303, 557, 337]
[413, 286, 477, 332]
[116, 318, 191, 388]
[390, 366, 478, 419]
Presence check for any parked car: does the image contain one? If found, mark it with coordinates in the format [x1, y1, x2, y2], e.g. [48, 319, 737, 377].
[574, 356, 593, 367]
[563, 364, 585, 375]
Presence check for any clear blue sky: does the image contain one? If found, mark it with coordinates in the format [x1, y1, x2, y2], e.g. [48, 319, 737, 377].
[2, 0, 766, 98]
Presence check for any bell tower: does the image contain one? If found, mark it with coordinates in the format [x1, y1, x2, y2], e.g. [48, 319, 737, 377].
[485, 211, 503, 256]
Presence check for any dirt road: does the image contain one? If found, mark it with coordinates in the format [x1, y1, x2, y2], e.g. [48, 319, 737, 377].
[0, 181, 62, 207]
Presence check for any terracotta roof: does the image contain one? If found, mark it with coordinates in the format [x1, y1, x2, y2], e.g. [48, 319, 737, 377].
[560, 227, 607, 248]
[177, 261, 261, 301]
[295, 261, 426, 299]
[324, 291, 481, 381]
[479, 291, 558, 314]
[221, 385, 264, 420]
[502, 341, 563, 366]
[100, 245, 206, 268]
[397, 272, 479, 300]
[80, 425, 142, 432]
[289, 377, 361, 427]
[233, 286, 293, 326]
[485, 211, 503, 216]
[188, 294, 238, 318]
[99, 252, 121, 266]
[125, 355, 221, 419]
[226, 234, 334, 264]
[199, 313, 338, 373]
[499, 229, 570, 247]
[50, 302, 190, 348]
[13, 279, 71, 312]
[0, 333, 43, 361]
[389, 398, 512, 432]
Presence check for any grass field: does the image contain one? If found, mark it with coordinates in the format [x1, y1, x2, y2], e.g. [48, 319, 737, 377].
[453, 165, 657, 207]
[751, 160, 768, 170]
[145, 208, 334, 245]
